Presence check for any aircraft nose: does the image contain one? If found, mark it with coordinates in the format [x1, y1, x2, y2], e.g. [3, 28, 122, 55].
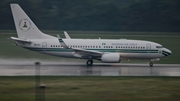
[166, 49, 172, 55]
[162, 48, 172, 56]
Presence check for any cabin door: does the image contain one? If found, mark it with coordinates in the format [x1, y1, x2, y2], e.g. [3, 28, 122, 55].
[146, 44, 151, 53]
[42, 42, 47, 51]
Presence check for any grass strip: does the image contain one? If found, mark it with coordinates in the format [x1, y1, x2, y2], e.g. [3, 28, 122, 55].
[0, 76, 180, 101]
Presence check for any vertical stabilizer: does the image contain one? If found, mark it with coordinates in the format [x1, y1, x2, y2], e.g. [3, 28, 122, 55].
[10, 4, 55, 39]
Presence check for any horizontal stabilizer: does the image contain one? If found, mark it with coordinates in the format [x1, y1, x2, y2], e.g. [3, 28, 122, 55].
[10, 37, 31, 43]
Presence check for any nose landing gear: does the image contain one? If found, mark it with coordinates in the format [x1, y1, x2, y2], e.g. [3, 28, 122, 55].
[149, 61, 153, 67]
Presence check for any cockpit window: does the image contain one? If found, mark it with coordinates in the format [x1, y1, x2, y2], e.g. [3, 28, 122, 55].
[156, 46, 163, 48]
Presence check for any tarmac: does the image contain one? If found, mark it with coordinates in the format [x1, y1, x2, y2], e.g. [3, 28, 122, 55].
[0, 60, 180, 76]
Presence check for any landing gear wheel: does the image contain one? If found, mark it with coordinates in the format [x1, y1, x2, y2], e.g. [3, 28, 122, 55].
[86, 60, 93, 66]
[149, 62, 153, 67]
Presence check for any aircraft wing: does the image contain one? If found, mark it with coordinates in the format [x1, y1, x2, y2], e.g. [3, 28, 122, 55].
[10, 37, 31, 44]
[58, 36, 102, 58]
[71, 48, 103, 58]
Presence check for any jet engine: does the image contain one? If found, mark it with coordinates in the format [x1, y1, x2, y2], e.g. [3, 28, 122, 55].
[101, 53, 121, 63]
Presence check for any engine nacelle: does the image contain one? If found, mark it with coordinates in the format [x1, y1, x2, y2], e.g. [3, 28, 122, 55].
[101, 53, 121, 63]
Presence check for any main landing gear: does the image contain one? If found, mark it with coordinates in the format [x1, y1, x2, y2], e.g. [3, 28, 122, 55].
[86, 59, 93, 66]
[149, 61, 153, 67]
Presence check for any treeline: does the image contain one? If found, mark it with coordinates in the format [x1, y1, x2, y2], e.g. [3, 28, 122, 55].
[1, 0, 180, 32]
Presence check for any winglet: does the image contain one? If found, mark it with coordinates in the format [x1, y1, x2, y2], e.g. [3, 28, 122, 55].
[59, 39, 70, 48]
[57, 34, 61, 39]
[64, 31, 71, 39]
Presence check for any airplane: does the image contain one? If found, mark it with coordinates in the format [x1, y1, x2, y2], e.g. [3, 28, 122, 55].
[10, 4, 172, 67]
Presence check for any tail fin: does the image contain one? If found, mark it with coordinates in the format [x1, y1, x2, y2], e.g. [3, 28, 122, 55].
[10, 4, 55, 39]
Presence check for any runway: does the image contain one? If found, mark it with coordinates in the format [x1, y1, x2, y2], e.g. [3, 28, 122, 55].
[0, 60, 180, 76]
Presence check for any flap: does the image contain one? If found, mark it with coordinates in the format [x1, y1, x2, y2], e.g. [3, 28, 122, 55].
[71, 48, 103, 58]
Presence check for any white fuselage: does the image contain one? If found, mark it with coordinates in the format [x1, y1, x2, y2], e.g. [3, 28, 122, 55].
[17, 38, 171, 60]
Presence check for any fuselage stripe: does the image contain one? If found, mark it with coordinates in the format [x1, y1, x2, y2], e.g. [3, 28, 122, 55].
[24, 47, 159, 54]
[162, 51, 171, 55]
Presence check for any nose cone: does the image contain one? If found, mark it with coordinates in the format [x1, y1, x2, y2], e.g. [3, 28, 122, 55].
[162, 48, 172, 56]
[168, 49, 172, 55]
